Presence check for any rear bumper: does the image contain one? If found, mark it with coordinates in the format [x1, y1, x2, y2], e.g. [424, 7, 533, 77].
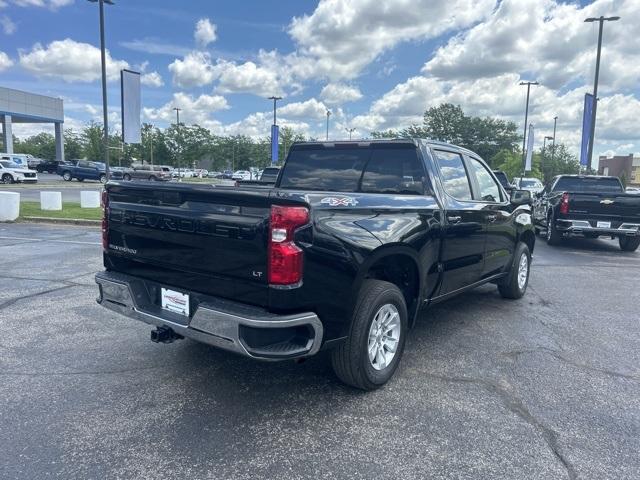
[95, 271, 323, 360]
[555, 219, 640, 237]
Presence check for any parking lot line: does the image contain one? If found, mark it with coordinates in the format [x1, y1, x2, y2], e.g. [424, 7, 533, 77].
[0, 235, 100, 246]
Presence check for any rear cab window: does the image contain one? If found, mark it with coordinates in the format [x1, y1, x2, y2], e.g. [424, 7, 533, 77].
[553, 176, 623, 193]
[279, 144, 428, 194]
[433, 150, 473, 200]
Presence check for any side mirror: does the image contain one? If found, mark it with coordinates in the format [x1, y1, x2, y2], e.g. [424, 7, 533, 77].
[510, 189, 532, 206]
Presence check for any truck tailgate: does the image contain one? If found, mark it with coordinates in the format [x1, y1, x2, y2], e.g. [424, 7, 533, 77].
[568, 192, 640, 224]
[104, 182, 275, 305]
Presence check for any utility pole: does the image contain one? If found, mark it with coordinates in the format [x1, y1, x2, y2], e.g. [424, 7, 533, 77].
[519, 81, 539, 178]
[326, 110, 331, 141]
[173, 107, 181, 179]
[345, 127, 356, 140]
[584, 15, 620, 173]
[551, 116, 558, 164]
[542, 135, 553, 183]
[149, 126, 154, 166]
[88, 0, 114, 180]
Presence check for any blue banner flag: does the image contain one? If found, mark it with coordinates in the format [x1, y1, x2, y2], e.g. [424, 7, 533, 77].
[580, 93, 594, 166]
[271, 124, 279, 166]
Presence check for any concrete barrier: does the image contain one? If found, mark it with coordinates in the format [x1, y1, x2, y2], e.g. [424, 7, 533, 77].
[80, 190, 101, 208]
[40, 191, 62, 211]
[0, 191, 20, 221]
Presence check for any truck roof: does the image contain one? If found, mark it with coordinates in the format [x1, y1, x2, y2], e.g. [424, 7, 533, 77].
[290, 138, 480, 156]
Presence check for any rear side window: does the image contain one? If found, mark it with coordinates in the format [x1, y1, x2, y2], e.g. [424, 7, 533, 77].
[468, 158, 502, 202]
[279, 145, 424, 194]
[554, 177, 623, 193]
[360, 149, 426, 195]
[433, 150, 472, 200]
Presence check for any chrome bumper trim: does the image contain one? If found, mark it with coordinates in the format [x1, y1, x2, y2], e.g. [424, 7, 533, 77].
[95, 271, 323, 360]
[556, 220, 640, 236]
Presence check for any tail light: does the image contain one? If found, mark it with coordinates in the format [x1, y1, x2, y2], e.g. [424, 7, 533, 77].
[101, 189, 109, 251]
[268, 205, 309, 285]
[559, 192, 570, 215]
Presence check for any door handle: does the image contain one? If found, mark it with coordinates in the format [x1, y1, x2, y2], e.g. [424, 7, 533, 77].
[487, 214, 497, 222]
[447, 215, 462, 224]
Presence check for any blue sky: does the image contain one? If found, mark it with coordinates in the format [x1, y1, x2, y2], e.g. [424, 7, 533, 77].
[0, 0, 638, 159]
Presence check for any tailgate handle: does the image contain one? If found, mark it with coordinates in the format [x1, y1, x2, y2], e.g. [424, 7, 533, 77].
[447, 215, 462, 224]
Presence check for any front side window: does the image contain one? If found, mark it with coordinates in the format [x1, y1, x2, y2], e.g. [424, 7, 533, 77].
[434, 150, 472, 200]
[468, 158, 502, 202]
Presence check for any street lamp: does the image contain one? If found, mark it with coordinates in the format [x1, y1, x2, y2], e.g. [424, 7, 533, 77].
[268, 96, 282, 125]
[326, 110, 331, 141]
[584, 15, 620, 172]
[88, 0, 114, 180]
[173, 107, 181, 179]
[345, 127, 356, 140]
[551, 116, 558, 164]
[542, 135, 554, 182]
[519, 80, 539, 178]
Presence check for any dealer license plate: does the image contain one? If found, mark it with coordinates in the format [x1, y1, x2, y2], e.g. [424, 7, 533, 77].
[596, 221, 611, 229]
[161, 288, 190, 316]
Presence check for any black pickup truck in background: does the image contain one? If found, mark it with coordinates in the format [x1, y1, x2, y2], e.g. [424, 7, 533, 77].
[533, 175, 640, 251]
[96, 139, 535, 390]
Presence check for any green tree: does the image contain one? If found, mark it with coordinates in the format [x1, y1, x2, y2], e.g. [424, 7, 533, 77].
[81, 122, 104, 161]
[14, 132, 56, 159]
[64, 129, 83, 160]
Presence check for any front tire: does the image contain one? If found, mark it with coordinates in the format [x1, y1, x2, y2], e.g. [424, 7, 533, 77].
[1, 173, 13, 184]
[619, 236, 640, 252]
[331, 280, 408, 390]
[123, 173, 131, 181]
[498, 242, 531, 299]
[62, 171, 72, 181]
[99, 174, 107, 184]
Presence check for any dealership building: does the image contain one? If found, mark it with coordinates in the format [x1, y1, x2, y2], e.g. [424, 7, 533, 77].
[598, 154, 640, 186]
[0, 86, 65, 160]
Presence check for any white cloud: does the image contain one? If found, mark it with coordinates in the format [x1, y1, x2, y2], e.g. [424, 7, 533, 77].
[288, 0, 497, 80]
[1, 14, 16, 34]
[168, 49, 288, 96]
[424, 0, 640, 92]
[168, 51, 215, 88]
[0, 51, 13, 71]
[141, 71, 164, 87]
[320, 83, 363, 106]
[279, 98, 329, 120]
[213, 58, 283, 97]
[143, 92, 229, 130]
[19, 38, 128, 82]
[9, 0, 73, 9]
[194, 18, 217, 48]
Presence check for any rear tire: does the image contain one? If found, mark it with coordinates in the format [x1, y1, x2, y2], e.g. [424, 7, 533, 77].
[619, 236, 640, 252]
[331, 280, 408, 391]
[99, 174, 107, 184]
[149, 176, 157, 181]
[498, 242, 531, 299]
[546, 212, 561, 246]
[62, 171, 72, 181]
[123, 173, 131, 181]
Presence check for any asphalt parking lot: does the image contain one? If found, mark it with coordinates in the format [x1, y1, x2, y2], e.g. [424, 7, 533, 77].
[0, 223, 638, 479]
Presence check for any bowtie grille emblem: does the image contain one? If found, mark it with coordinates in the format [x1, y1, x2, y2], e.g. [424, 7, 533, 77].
[600, 199, 614, 205]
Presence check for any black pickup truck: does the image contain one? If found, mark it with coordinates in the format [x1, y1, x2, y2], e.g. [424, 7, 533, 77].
[533, 175, 640, 251]
[96, 139, 535, 390]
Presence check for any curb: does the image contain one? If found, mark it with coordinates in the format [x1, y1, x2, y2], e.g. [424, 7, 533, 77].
[20, 216, 101, 226]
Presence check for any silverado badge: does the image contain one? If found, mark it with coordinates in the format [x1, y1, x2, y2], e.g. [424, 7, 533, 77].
[600, 199, 614, 205]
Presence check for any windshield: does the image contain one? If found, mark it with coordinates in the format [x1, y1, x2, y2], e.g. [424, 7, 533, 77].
[520, 179, 542, 187]
[1, 161, 20, 168]
[553, 176, 623, 193]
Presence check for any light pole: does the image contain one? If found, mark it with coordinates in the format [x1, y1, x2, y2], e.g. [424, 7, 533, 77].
[551, 116, 558, 164]
[519, 80, 539, 178]
[268, 96, 282, 125]
[542, 135, 553, 182]
[345, 127, 356, 140]
[173, 107, 181, 179]
[88, 0, 114, 180]
[326, 110, 331, 141]
[584, 15, 620, 173]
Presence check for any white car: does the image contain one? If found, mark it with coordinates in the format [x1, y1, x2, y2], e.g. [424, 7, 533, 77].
[514, 177, 544, 195]
[625, 186, 640, 194]
[0, 160, 38, 183]
[232, 170, 251, 180]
